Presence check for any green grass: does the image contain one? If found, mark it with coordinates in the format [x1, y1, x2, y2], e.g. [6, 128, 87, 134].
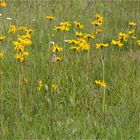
[1, 0, 140, 139]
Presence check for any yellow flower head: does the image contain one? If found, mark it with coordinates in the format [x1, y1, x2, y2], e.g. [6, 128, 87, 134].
[111, 40, 123, 47]
[96, 43, 109, 49]
[69, 46, 80, 52]
[137, 40, 140, 46]
[118, 32, 128, 42]
[0, 35, 5, 41]
[37, 80, 43, 91]
[84, 33, 95, 40]
[8, 25, 16, 34]
[95, 80, 106, 88]
[46, 16, 56, 20]
[51, 83, 59, 93]
[0, 52, 4, 58]
[96, 29, 103, 34]
[14, 53, 25, 62]
[0, 1, 7, 7]
[129, 21, 136, 26]
[80, 43, 90, 51]
[73, 21, 84, 28]
[128, 29, 135, 34]
[52, 44, 63, 53]
[75, 32, 84, 38]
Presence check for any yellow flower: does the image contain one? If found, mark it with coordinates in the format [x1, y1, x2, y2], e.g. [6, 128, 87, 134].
[84, 33, 95, 39]
[55, 56, 61, 62]
[80, 43, 90, 51]
[75, 32, 84, 37]
[73, 21, 84, 28]
[137, 40, 140, 46]
[128, 29, 135, 34]
[8, 25, 16, 34]
[129, 21, 136, 26]
[111, 40, 123, 47]
[69, 46, 80, 52]
[37, 80, 43, 91]
[118, 32, 128, 42]
[95, 43, 109, 49]
[52, 44, 63, 53]
[96, 13, 103, 20]
[0, 52, 4, 58]
[23, 78, 28, 84]
[131, 36, 136, 40]
[60, 21, 71, 27]
[51, 83, 59, 93]
[0, 1, 7, 7]
[96, 29, 103, 34]
[0, 35, 5, 41]
[18, 35, 32, 46]
[14, 53, 25, 62]
[95, 80, 106, 88]
[13, 41, 25, 52]
[46, 16, 56, 20]
[67, 39, 79, 45]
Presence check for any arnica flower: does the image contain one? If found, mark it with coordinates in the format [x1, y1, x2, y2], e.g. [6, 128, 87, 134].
[131, 36, 136, 40]
[75, 31, 84, 38]
[46, 16, 56, 20]
[137, 40, 140, 46]
[14, 51, 29, 62]
[111, 40, 123, 47]
[84, 33, 95, 40]
[0, 52, 4, 58]
[13, 41, 25, 52]
[0, 35, 5, 41]
[95, 43, 109, 49]
[69, 46, 80, 52]
[128, 29, 135, 34]
[67, 39, 79, 45]
[73, 21, 84, 28]
[80, 43, 90, 51]
[95, 80, 106, 88]
[0, 1, 7, 7]
[96, 29, 103, 34]
[129, 21, 136, 26]
[8, 25, 16, 34]
[37, 80, 43, 91]
[118, 32, 128, 42]
[51, 83, 59, 93]
[52, 44, 63, 53]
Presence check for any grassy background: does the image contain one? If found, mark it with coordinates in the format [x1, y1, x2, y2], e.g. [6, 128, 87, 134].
[1, 0, 140, 139]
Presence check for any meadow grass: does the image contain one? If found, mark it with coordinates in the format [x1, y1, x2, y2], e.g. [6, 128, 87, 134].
[1, 0, 140, 139]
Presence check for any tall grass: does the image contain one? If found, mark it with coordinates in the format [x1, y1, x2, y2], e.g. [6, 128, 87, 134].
[1, 0, 140, 139]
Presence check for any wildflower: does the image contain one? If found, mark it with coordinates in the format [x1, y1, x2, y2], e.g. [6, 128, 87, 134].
[37, 80, 43, 91]
[13, 41, 25, 52]
[95, 80, 106, 88]
[129, 21, 136, 26]
[51, 83, 59, 93]
[75, 31, 84, 37]
[128, 29, 135, 34]
[84, 33, 95, 40]
[0, 35, 5, 41]
[14, 53, 24, 62]
[131, 36, 136, 40]
[0, 52, 4, 58]
[95, 43, 109, 49]
[118, 32, 128, 42]
[96, 29, 103, 34]
[80, 43, 90, 51]
[67, 39, 79, 45]
[73, 21, 84, 28]
[0, 1, 7, 7]
[46, 16, 56, 20]
[137, 40, 140, 46]
[91, 14, 103, 27]
[77, 38, 86, 44]
[8, 25, 16, 34]
[60, 21, 71, 27]
[69, 46, 80, 52]
[111, 40, 123, 47]
[52, 44, 63, 53]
